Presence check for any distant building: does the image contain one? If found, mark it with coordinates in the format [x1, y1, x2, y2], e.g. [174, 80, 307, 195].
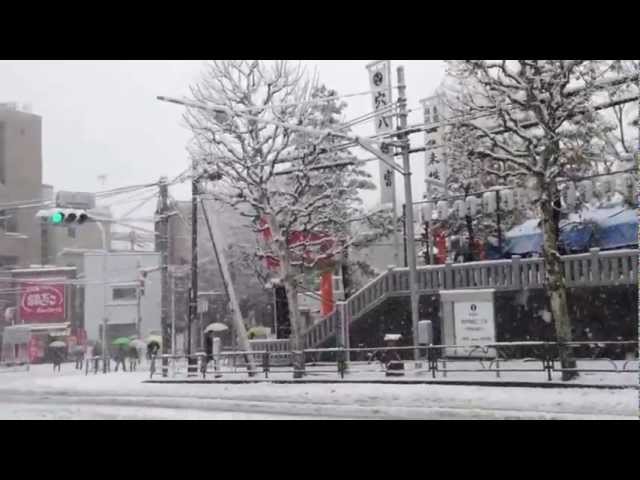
[0, 105, 108, 267]
[0, 104, 43, 267]
[58, 250, 161, 343]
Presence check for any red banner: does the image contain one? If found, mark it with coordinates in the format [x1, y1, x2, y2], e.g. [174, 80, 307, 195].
[28, 336, 45, 363]
[19, 282, 65, 323]
[434, 228, 448, 265]
[320, 271, 334, 316]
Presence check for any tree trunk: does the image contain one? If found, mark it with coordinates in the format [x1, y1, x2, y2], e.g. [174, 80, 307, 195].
[341, 249, 352, 299]
[539, 183, 578, 381]
[465, 215, 475, 261]
[283, 278, 305, 378]
[264, 216, 305, 378]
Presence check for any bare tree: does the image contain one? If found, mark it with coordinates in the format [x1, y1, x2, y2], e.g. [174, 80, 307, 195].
[184, 61, 390, 365]
[445, 60, 638, 380]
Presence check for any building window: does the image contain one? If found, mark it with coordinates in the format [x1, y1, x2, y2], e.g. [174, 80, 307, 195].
[0, 122, 5, 184]
[0, 256, 18, 267]
[112, 286, 137, 301]
[68, 226, 76, 238]
[0, 209, 17, 233]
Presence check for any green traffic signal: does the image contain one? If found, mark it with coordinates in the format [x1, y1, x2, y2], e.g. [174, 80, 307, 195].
[50, 212, 64, 224]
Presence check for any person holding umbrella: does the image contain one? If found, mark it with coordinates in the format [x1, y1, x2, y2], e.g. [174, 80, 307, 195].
[204, 323, 228, 378]
[71, 344, 85, 370]
[128, 339, 145, 371]
[49, 340, 66, 372]
[112, 337, 130, 372]
[146, 337, 161, 360]
[93, 341, 103, 373]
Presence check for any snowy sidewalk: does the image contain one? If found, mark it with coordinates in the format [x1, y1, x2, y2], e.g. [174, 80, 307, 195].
[0, 364, 636, 419]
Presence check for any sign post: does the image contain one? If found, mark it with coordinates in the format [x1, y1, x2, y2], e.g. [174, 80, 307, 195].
[440, 289, 496, 358]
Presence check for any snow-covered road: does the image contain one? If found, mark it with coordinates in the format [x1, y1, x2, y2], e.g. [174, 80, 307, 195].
[0, 365, 636, 419]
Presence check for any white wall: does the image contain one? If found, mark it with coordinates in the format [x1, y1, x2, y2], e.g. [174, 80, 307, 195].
[83, 251, 161, 341]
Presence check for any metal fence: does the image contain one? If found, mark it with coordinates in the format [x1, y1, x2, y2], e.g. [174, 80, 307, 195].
[144, 340, 637, 383]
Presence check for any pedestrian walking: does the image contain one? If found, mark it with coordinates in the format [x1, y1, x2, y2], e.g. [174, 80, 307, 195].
[114, 345, 127, 372]
[147, 341, 160, 359]
[128, 345, 139, 371]
[93, 341, 103, 373]
[52, 348, 63, 372]
[73, 345, 85, 370]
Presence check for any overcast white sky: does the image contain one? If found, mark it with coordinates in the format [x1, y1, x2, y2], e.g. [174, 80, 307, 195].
[0, 60, 446, 219]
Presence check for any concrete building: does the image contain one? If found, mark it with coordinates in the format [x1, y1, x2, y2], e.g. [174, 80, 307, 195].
[0, 105, 107, 268]
[58, 250, 161, 343]
[0, 104, 43, 267]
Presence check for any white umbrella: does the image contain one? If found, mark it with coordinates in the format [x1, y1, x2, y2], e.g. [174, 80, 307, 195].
[130, 339, 146, 349]
[204, 322, 229, 333]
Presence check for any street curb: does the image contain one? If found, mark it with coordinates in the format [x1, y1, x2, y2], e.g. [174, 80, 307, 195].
[143, 378, 638, 390]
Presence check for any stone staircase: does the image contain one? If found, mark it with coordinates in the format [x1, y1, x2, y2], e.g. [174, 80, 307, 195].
[300, 248, 639, 349]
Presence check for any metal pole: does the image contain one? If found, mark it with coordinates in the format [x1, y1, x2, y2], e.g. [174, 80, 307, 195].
[102, 317, 108, 374]
[171, 274, 176, 355]
[397, 66, 420, 364]
[157, 177, 170, 377]
[272, 287, 278, 338]
[136, 284, 141, 338]
[496, 190, 502, 255]
[199, 199, 256, 375]
[402, 203, 408, 267]
[189, 170, 198, 365]
[342, 302, 350, 366]
[391, 177, 400, 268]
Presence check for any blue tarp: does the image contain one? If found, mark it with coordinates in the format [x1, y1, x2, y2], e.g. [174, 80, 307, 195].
[504, 207, 638, 255]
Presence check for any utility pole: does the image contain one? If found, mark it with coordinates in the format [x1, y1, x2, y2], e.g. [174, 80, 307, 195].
[157, 176, 170, 377]
[496, 190, 503, 255]
[402, 203, 408, 267]
[136, 285, 142, 338]
[397, 66, 421, 364]
[188, 165, 199, 375]
[171, 274, 176, 355]
[101, 317, 108, 373]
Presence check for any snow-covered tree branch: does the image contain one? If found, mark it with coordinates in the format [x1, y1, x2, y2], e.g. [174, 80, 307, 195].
[184, 61, 391, 358]
[444, 60, 638, 380]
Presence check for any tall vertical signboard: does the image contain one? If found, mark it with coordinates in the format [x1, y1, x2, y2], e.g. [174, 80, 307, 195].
[366, 60, 395, 206]
[421, 95, 447, 201]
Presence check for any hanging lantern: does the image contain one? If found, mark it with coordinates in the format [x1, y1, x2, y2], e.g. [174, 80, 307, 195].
[436, 200, 449, 220]
[454, 199, 466, 219]
[512, 188, 527, 209]
[525, 176, 541, 202]
[482, 191, 497, 213]
[563, 182, 577, 208]
[578, 180, 594, 202]
[465, 196, 480, 217]
[421, 203, 433, 223]
[617, 173, 635, 198]
[500, 189, 515, 211]
[596, 177, 614, 196]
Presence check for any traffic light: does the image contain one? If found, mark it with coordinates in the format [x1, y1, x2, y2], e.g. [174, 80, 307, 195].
[36, 208, 91, 225]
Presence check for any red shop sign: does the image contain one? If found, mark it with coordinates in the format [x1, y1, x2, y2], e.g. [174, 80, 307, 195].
[19, 282, 65, 323]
